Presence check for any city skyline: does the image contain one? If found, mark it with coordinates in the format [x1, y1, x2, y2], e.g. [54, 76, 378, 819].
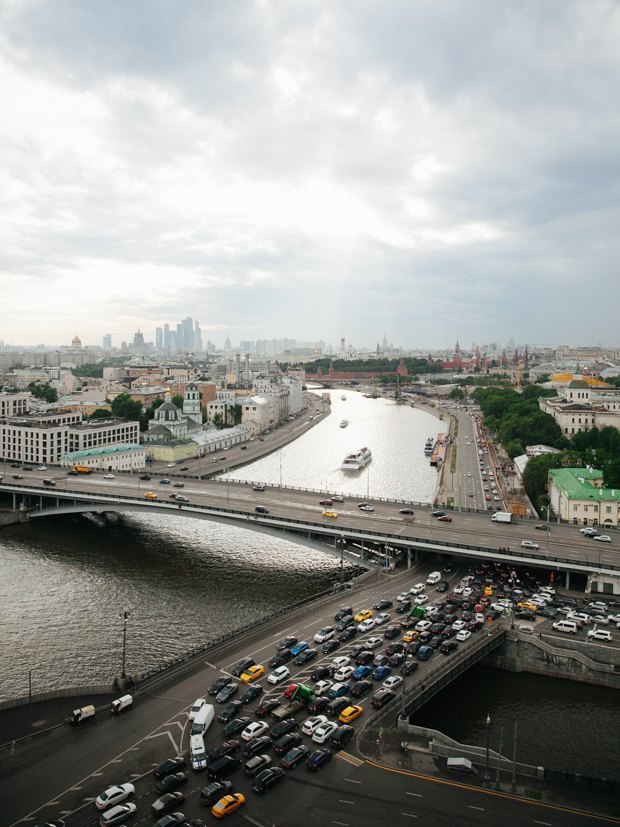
[1, 2, 619, 348]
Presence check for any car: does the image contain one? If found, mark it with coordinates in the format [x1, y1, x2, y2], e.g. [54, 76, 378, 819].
[534, 523, 549, 531]
[365, 637, 383, 651]
[290, 640, 309, 657]
[386, 642, 404, 656]
[152, 792, 185, 815]
[314, 626, 335, 643]
[211, 793, 245, 819]
[400, 658, 419, 676]
[372, 664, 391, 681]
[351, 664, 373, 680]
[339, 627, 358, 641]
[276, 634, 298, 650]
[216, 683, 239, 704]
[159, 478, 171, 485]
[269, 649, 292, 668]
[294, 648, 318, 665]
[333, 663, 355, 681]
[252, 766, 285, 794]
[354, 609, 373, 623]
[313, 720, 339, 743]
[200, 780, 233, 807]
[241, 720, 270, 741]
[154, 756, 187, 778]
[371, 688, 397, 709]
[580, 527, 600, 536]
[384, 625, 400, 640]
[99, 803, 138, 826]
[322, 509, 338, 518]
[302, 714, 330, 736]
[328, 725, 355, 751]
[357, 617, 376, 633]
[350, 679, 373, 698]
[239, 683, 263, 704]
[417, 645, 434, 661]
[155, 772, 188, 794]
[218, 701, 243, 723]
[174, 495, 189, 502]
[319, 499, 334, 506]
[95, 783, 135, 810]
[37, 465, 48, 471]
[373, 598, 394, 610]
[267, 666, 291, 685]
[399, 508, 415, 515]
[398, 591, 411, 602]
[307, 746, 333, 771]
[310, 666, 332, 683]
[440, 640, 459, 655]
[281, 744, 311, 769]
[320, 639, 340, 655]
[338, 704, 363, 723]
[431, 510, 445, 517]
[271, 718, 299, 739]
[207, 740, 241, 762]
[382, 675, 403, 691]
[331, 655, 351, 670]
[437, 515, 452, 522]
[359, 504, 375, 512]
[587, 628, 612, 641]
[334, 606, 353, 621]
[152, 815, 185, 827]
[354, 649, 374, 665]
[327, 681, 350, 699]
[520, 540, 540, 550]
[593, 535, 612, 543]
[144, 491, 158, 499]
[243, 753, 272, 778]
[332, 494, 345, 502]
[415, 594, 429, 606]
[373, 613, 391, 627]
[139, 473, 151, 480]
[244, 735, 273, 758]
[223, 716, 252, 737]
[456, 629, 472, 642]
[103, 473, 115, 479]
[273, 731, 303, 754]
[240, 665, 264, 683]
[415, 620, 431, 634]
[307, 696, 330, 715]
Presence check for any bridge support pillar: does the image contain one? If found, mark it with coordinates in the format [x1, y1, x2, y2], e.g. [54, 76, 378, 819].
[407, 549, 411, 569]
[565, 570, 570, 590]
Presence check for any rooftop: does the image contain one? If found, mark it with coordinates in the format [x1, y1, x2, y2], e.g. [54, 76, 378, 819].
[549, 468, 620, 502]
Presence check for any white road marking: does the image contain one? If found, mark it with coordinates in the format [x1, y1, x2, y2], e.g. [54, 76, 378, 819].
[331, 822, 350, 826]
[406, 792, 422, 797]
[344, 778, 361, 784]
[533, 822, 552, 826]
[468, 805, 485, 811]
[339, 800, 355, 804]
[400, 813, 418, 819]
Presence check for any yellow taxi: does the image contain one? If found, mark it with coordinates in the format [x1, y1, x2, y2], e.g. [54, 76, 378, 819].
[322, 510, 338, 518]
[354, 609, 373, 623]
[240, 664, 264, 683]
[212, 793, 245, 819]
[402, 630, 419, 643]
[339, 704, 363, 724]
[517, 601, 538, 612]
[143, 492, 158, 499]
[484, 586, 493, 596]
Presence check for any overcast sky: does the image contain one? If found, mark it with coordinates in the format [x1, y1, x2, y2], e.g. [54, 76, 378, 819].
[1, 0, 619, 352]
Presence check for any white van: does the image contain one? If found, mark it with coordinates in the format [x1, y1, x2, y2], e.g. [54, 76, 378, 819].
[552, 620, 578, 634]
[190, 703, 214, 736]
[190, 733, 207, 770]
[426, 571, 441, 586]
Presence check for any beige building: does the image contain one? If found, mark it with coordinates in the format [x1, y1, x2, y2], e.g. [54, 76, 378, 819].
[539, 380, 620, 436]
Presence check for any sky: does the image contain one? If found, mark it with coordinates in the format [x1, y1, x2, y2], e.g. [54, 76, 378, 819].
[1, 0, 619, 352]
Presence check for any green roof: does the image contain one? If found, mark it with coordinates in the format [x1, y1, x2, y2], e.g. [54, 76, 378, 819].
[63, 443, 144, 459]
[549, 467, 620, 501]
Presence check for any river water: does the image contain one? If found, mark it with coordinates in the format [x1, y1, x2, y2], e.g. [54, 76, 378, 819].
[1, 392, 618, 779]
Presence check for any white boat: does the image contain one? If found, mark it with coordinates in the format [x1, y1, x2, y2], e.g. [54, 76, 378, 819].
[341, 447, 372, 471]
[424, 437, 435, 455]
[340, 419, 349, 428]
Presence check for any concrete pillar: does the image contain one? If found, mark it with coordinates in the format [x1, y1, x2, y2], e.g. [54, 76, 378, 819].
[407, 549, 411, 569]
[565, 571, 570, 590]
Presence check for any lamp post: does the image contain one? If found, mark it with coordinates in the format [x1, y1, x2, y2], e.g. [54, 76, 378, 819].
[120, 608, 131, 682]
[484, 713, 491, 787]
[545, 505, 551, 557]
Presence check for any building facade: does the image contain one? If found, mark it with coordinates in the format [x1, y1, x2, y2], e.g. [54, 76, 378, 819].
[548, 467, 620, 528]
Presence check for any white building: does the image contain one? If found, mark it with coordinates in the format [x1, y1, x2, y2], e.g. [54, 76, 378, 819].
[0, 392, 29, 418]
[538, 380, 620, 436]
[62, 444, 145, 471]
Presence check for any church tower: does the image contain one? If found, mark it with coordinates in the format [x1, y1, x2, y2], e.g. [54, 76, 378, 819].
[183, 382, 202, 426]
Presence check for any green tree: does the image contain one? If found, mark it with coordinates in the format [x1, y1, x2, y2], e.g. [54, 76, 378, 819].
[232, 403, 243, 425]
[110, 393, 143, 421]
[449, 387, 465, 400]
[89, 408, 112, 419]
[172, 394, 184, 409]
[505, 439, 524, 459]
[603, 458, 620, 488]
[27, 381, 58, 403]
[212, 412, 224, 429]
[523, 454, 564, 507]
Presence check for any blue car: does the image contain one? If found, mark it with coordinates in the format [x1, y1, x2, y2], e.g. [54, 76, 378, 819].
[290, 641, 309, 657]
[372, 665, 391, 681]
[352, 665, 373, 681]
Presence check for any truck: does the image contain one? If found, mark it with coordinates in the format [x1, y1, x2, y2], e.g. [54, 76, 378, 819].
[190, 702, 214, 736]
[491, 511, 512, 524]
[110, 694, 133, 714]
[271, 684, 315, 721]
[71, 704, 95, 725]
[72, 465, 93, 474]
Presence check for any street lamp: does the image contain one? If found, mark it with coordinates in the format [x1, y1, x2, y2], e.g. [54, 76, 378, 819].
[120, 608, 131, 682]
[484, 713, 491, 787]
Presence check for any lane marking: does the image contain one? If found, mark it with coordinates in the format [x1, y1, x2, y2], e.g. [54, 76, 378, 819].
[339, 800, 355, 804]
[344, 778, 361, 784]
[400, 814, 417, 819]
[533, 822, 553, 826]
[406, 792, 422, 797]
[331, 822, 350, 826]
[468, 806, 485, 811]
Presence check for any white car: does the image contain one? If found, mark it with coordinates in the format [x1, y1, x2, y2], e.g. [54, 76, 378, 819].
[589, 615, 609, 625]
[267, 666, 290, 685]
[241, 720, 270, 741]
[188, 698, 206, 720]
[359, 504, 374, 512]
[358, 618, 375, 633]
[474, 613, 485, 623]
[331, 656, 350, 670]
[313, 626, 335, 644]
[409, 583, 425, 595]
[374, 612, 390, 625]
[103, 473, 115, 479]
[95, 783, 135, 811]
[456, 629, 471, 642]
[334, 665, 355, 681]
[314, 680, 334, 695]
[520, 540, 540, 550]
[607, 614, 620, 624]
[366, 636, 383, 649]
[37, 465, 47, 471]
[579, 527, 599, 536]
[397, 592, 410, 603]
[415, 620, 432, 633]
[312, 720, 339, 743]
[382, 675, 403, 691]
[166, 463, 176, 468]
[587, 628, 612, 642]
[462, 587, 473, 598]
[452, 620, 467, 631]
[415, 594, 429, 605]
[593, 535, 612, 543]
[453, 585, 464, 595]
[302, 714, 329, 736]
[424, 605, 439, 618]
[99, 803, 137, 826]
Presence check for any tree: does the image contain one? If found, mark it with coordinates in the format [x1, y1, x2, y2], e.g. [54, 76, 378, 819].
[89, 408, 111, 419]
[212, 413, 224, 429]
[449, 387, 465, 400]
[523, 454, 564, 507]
[505, 439, 524, 459]
[603, 458, 620, 488]
[110, 393, 143, 421]
[172, 394, 184, 409]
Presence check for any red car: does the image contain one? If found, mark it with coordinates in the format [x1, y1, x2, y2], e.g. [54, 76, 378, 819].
[319, 499, 333, 506]
[437, 515, 452, 522]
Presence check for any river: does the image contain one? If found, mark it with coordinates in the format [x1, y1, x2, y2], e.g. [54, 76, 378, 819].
[1, 391, 618, 779]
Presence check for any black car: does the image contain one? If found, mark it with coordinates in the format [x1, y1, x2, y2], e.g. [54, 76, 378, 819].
[389, 652, 405, 667]
[307, 747, 332, 771]
[273, 732, 303, 755]
[280, 744, 311, 769]
[395, 601, 412, 614]
[441, 628, 457, 640]
[373, 598, 394, 610]
[440, 640, 458, 656]
[350, 679, 373, 698]
[216, 683, 239, 704]
[307, 696, 330, 715]
[294, 648, 318, 665]
[252, 766, 284, 794]
[371, 689, 396, 709]
[154, 756, 187, 778]
[155, 772, 188, 794]
[239, 684, 263, 704]
[399, 508, 415, 515]
[339, 627, 357, 642]
[159, 478, 171, 484]
[386, 642, 404, 656]
[207, 740, 241, 762]
[430, 622, 446, 635]
[354, 650, 374, 665]
[269, 650, 292, 668]
[431, 510, 445, 517]
[401, 658, 419, 676]
[515, 610, 536, 621]
[276, 635, 297, 651]
[326, 696, 351, 716]
[383, 625, 400, 640]
[231, 657, 255, 677]
[200, 780, 233, 807]
[436, 581, 450, 593]
[334, 606, 353, 621]
[321, 639, 340, 655]
[243, 754, 272, 778]
[271, 718, 299, 740]
[217, 700, 243, 723]
[373, 654, 390, 668]
[534, 523, 549, 531]
[255, 699, 280, 718]
[223, 716, 252, 736]
[329, 725, 355, 749]
[418, 631, 432, 644]
[244, 735, 273, 758]
[208, 676, 232, 696]
[152, 791, 185, 816]
[310, 665, 332, 682]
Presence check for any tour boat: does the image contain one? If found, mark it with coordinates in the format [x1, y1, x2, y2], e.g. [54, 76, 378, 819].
[341, 447, 372, 471]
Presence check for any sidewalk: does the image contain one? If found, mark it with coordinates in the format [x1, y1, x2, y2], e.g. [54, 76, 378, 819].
[0, 693, 114, 746]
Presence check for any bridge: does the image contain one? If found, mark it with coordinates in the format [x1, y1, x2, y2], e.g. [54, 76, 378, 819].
[1, 470, 618, 582]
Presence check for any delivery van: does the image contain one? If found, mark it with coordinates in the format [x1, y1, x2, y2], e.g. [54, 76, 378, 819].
[110, 694, 133, 714]
[426, 571, 441, 586]
[191, 702, 215, 736]
[447, 756, 477, 774]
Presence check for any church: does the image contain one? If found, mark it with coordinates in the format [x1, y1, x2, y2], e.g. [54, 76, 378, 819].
[143, 384, 203, 444]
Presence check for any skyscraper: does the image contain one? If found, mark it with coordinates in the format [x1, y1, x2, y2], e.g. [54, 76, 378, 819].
[102, 334, 112, 350]
[155, 327, 163, 350]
